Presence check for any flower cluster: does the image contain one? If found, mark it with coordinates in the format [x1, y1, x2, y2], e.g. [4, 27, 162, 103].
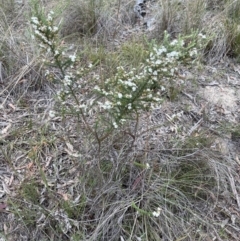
[94, 31, 207, 128]
[152, 207, 161, 217]
[31, 11, 59, 54]
[30, 11, 78, 75]
[30, 10, 92, 115]
[94, 66, 162, 128]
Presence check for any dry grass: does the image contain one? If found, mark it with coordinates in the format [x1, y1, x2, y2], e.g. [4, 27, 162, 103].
[60, 0, 138, 43]
[1, 0, 240, 241]
[0, 1, 46, 99]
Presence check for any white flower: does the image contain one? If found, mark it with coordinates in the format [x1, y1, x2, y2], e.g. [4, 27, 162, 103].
[94, 74, 100, 80]
[132, 86, 137, 91]
[161, 86, 166, 91]
[102, 90, 109, 96]
[39, 25, 47, 31]
[198, 33, 206, 39]
[148, 94, 153, 98]
[189, 48, 198, 57]
[31, 16, 39, 25]
[154, 97, 161, 102]
[118, 79, 123, 84]
[152, 207, 161, 217]
[53, 26, 58, 32]
[101, 100, 112, 110]
[54, 50, 59, 56]
[118, 93, 123, 98]
[148, 67, 153, 73]
[156, 46, 167, 55]
[49, 110, 55, 118]
[117, 66, 124, 71]
[34, 29, 41, 36]
[167, 51, 179, 58]
[179, 40, 184, 46]
[47, 11, 54, 21]
[69, 54, 76, 62]
[63, 75, 72, 86]
[146, 163, 150, 169]
[155, 59, 162, 65]
[47, 40, 52, 46]
[47, 15, 53, 21]
[113, 122, 118, 128]
[170, 39, 178, 46]
[94, 85, 100, 91]
[45, 70, 50, 76]
[125, 80, 135, 87]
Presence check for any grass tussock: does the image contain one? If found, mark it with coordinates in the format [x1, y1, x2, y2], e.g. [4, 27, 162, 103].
[60, 0, 138, 42]
[0, 1, 46, 96]
[0, 0, 240, 241]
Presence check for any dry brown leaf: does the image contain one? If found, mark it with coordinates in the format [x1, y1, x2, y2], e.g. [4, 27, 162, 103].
[235, 155, 240, 166]
[8, 103, 16, 111]
[3, 223, 8, 233]
[45, 156, 52, 168]
[18, 78, 28, 84]
[66, 142, 74, 152]
[57, 192, 69, 201]
[27, 162, 34, 170]
[8, 175, 14, 186]
[1, 123, 12, 135]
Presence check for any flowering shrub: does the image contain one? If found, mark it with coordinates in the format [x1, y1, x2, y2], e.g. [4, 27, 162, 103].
[31, 10, 93, 118]
[30, 8, 207, 131]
